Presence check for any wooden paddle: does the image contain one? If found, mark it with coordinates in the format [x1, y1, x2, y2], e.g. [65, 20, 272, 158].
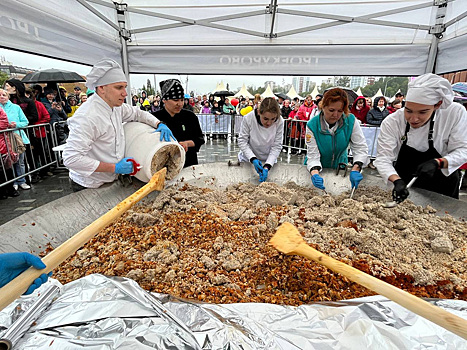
[269, 222, 467, 340]
[0, 168, 167, 312]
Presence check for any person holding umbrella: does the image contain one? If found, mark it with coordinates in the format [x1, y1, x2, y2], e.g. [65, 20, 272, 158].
[374, 73, 467, 202]
[63, 59, 174, 191]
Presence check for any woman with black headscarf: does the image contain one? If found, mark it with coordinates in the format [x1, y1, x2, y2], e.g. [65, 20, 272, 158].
[152, 79, 205, 168]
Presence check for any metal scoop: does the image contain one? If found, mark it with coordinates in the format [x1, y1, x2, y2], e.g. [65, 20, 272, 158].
[382, 177, 417, 208]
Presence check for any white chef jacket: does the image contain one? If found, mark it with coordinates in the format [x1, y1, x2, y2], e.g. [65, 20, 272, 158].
[63, 94, 160, 188]
[237, 110, 284, 166]
[374, 103, 467, 185]
[305, 115, 369, 172]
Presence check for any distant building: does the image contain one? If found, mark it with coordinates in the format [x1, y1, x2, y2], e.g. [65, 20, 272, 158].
[292, 76, 311, 94]
[350, 76, 376, 89]
[0, 57, 35, 80]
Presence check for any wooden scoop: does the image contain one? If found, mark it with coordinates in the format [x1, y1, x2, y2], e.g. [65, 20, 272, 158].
[0, 168, 167, 312]
[269, 222, 467, 340]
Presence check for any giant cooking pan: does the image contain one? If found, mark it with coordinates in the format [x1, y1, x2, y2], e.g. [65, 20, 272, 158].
[0, 163, 465, 255]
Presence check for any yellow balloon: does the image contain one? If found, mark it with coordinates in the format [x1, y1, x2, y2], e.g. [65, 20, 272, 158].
[240, 106, 253, 116]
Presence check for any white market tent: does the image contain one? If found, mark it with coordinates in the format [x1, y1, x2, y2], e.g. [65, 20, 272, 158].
[356, 87, 363, 96]
[3, 0, 467, 86]
[234, 84, 254, 99]
[286, 85, 302, 100]
[212, 81, 227, 93]
[372, 88, 385, 100]
[261, 84, 276, 98]
[311, 85, 320, 99]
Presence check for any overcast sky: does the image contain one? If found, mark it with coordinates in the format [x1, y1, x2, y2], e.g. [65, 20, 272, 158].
[0, 48, 329, 95]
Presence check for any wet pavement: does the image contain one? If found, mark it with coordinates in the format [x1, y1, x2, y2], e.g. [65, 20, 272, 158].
[1, 137, 465, 225]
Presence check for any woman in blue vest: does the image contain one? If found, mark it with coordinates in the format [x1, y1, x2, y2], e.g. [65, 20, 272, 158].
[305, 88, 368, 191]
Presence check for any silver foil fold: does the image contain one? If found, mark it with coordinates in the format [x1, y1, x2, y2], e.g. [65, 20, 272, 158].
[1, 274, 465, 349]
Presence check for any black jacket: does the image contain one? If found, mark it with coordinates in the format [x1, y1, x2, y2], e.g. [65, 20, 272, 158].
[153, 108, 205, 167]
[366, 97, 389, 126]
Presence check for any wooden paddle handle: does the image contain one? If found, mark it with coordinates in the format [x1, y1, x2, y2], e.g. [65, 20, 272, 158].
[0, 168, 166, 311]
[293, 242, 467, 340]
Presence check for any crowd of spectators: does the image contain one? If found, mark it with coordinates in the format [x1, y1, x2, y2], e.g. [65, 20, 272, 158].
[0, 81, 94, 199]
[3, 83, 466, 200]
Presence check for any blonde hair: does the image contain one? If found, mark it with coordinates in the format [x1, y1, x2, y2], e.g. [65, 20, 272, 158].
[254, 93, 262, 105]
[0, 89, 10, 99]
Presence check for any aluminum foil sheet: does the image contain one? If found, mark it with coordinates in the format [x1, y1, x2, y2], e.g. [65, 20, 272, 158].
[1, 274, 465, 349]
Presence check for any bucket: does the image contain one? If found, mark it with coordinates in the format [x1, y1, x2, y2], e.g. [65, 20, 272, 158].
[124, 122, 185, 182]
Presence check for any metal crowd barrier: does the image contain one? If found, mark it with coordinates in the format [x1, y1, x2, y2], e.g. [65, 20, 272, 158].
[0, 123, 64, 188]
[197, 113, 238, 140]
[282, 119, 308, 153]
[281, 119, 381, 159]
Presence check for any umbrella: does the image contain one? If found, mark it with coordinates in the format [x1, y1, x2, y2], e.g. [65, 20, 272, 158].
[324, 86, 358, 105]
[212, 90, 234, 97]
[21, 68, 85, 83]
[452, 82, 467, 96]
[274, 92, 288, 100]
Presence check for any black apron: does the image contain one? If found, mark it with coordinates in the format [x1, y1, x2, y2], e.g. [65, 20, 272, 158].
[394, 114, 460, 199]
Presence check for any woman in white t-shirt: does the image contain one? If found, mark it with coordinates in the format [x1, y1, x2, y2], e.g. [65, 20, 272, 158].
[238, 97, 284, 183]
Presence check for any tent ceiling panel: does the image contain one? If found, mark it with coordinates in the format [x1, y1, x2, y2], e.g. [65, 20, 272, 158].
[436, 33, 467, 74]
[127, 44, 429, 76]
[2, 0, 467, 75]
[2, 0, 121, 66]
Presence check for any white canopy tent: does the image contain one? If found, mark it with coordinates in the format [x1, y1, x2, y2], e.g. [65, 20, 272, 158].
[311, 85, 320, 99]
[372, 88, 385, 100]
[286, 85, 302, 100]
[212, 81, 227, 94]
[2, 0, 467, 86]
[234, 84, 254, 99]
[261, 84, 276, 98]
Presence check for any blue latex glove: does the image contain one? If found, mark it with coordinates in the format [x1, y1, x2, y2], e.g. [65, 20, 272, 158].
[252, 159, 264, 176]
[0, 252, 51, 295]
[259, 168, 269, 183]
[349, 170, 363, 189]
[311, 174, 325, 190]
[154, 123, 176, 142]
[115, 157, 134, 174]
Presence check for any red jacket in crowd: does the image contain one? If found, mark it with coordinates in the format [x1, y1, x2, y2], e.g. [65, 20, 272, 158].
[34, 101, 51, 138]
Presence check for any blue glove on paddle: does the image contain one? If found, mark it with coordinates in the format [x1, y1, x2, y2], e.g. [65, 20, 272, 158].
[154, 123, 176, 142]
[259, 168, 269, 183]
[252, 159, 264, 176]
[0, 252, 51, 295]
[311, 174, 325, 190]
[349, 170, 363, 189]
[115, 157, 134, 174]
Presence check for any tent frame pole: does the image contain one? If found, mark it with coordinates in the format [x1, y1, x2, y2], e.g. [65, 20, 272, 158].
[115, 3, 132, 99]
[425, 0, 448, 73]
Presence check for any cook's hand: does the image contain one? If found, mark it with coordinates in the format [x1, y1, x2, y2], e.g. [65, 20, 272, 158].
[179, 141, 189, 152]
[0, 252, 51, 295]
[415, 159, 438, 178]
[392, 179, 409, 203]
[259, 168, 268, 183]
[154, 123, 176, 142]
[349, 170, 363, 189]
[311, 174, 325, 190]
[115, 157, 134, 174]
[252, 159, 264, 176]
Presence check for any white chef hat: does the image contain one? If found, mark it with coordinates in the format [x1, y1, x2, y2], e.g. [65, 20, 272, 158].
[406, 73, 453, 109]
[85, 59, 127, 90]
